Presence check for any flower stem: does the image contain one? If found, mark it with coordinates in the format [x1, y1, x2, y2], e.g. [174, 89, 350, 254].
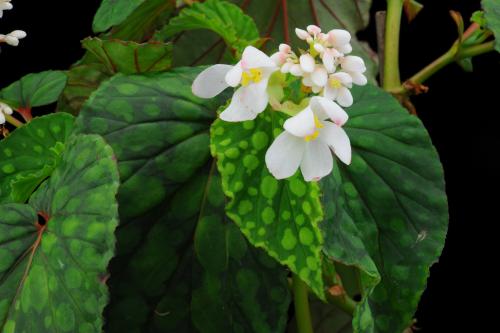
[383, 0, 404, 91]
[293, 274, 314, 333]
[391, 40, 495, 94]
[5, 114, 23, 128]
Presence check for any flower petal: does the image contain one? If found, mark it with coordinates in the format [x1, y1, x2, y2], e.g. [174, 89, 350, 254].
[328, 29, 351, 47]
[295, 28, 310, 40]
[284, 106, 315, 137]
[0, 112, 5, 125]
[225, 62, 243, 87]
[322, 52, 335, 73]
[290, 64, 303, 76]
[300, 140, 333, 181]
[319, 122, 351, 165]
[310, 96, 348, 125]
[331, 72, 353, 87]
[323, 85, 338, 101]
[242, 45, 276, 69]
[336, 87, 353, 107]
[219, 81, 269, 122]
[350, 71, 368, 85]
[192, 64, 232, 98]
[300, 54, 315, 73]
[311, 66, 328, 87]
[265, 132, 305, 179]
[341, 56, 366, 72]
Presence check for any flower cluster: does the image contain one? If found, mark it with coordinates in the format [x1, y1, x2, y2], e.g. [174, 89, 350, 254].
[192, 25, 367, 182]
[1, 0, 26, 125]
[0, 0, 26, 47]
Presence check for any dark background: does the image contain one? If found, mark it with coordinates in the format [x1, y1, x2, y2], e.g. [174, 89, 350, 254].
[1, 0, 498, 332]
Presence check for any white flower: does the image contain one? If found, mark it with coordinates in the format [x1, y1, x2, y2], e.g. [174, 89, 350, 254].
[0, 30, 27, 46]
[339, 55, 368, 86]
[0, 0, 13, 18]
[0, 102, 13, 125]
[265, 96, 351, 181]
[327, 29, 352, 54]
[323, 72, 354, 107]
[302, 64, 328, 93]
[192, 46, 278, 122]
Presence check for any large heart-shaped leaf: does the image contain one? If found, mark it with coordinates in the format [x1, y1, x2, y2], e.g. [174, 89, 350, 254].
[482, 0, 500, 51]
[75, 68, 290, 332]
[82, 38, 173, 74]
[321, 85, 448, 332]
[0, 134, 120, 332]
[0, 113, 74, 203]
[211, 112, 325, 299]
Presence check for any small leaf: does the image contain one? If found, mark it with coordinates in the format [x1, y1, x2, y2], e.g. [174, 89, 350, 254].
[0, 71, 67, 120]
[0, 134, 120, 333]
[403, 0, 424, 23]
[211, 111, 325, 299]
[93, 0, 147, 33]
[321, 85, 448, 333]
[82, 38, 173, 74]
[159, 0, 260, 55]
[482, 0, 500, 51]
[0, 113, 74, 204]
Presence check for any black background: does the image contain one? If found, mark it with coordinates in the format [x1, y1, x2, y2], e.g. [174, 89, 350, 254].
[1, 0, 498, 332]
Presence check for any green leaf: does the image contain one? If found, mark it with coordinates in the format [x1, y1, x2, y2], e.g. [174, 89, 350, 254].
[192, 170, 291, 333]
[482, 0, 500, 51]
[82, 38, 173, 74]
[211, 112, 325, 299]
[75, 68, 290, 332]
[75, 68, 227, 220]
[110, 0, 176, 42]
[93, 0, 147, 33]
[159, 0, 260, 58]
[0, 71, 67, 115]
[321, 85, 448, 333]
[0, 113, 75, 204]
[0, 134, 120, 333]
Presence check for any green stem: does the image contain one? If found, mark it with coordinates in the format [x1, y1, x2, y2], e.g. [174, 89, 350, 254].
[293, 274, 314, 333]
[5, 114, 23, 128]
[383, 0, 404, 91]
[391, 41, 495, 94]
[326, 291, 357, 315]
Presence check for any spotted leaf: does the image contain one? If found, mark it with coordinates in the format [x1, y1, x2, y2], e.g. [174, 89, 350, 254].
[321, 85, 448, 332]
[0, 134, 120, 333]
[211, 112, 325, 299]
[0, 113, 74, 204]
[74, 67, 290, 332]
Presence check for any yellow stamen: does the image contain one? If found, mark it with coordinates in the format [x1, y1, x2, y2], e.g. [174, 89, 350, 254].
[329, 77, 342, 89]
[304, 116, 324, 142]
[301, 85, 312, 93]
[241, 68, 263, 87]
